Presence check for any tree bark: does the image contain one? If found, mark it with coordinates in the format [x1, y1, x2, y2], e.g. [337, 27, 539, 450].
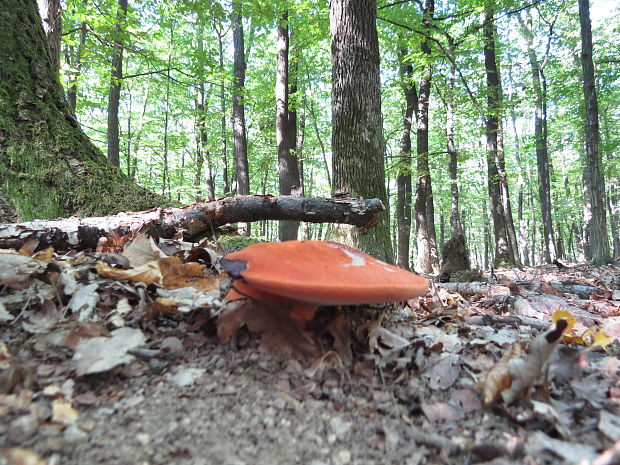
[106, 0, 128, 168]
[483, 3, 518, 268]
[329, 0, 393, 263]
[0, 195, 386, 251]
[276, 11, 300, 241]
[395, 46, 417, 270]
[414, 0, 439, 274]
[578, 0, 611, 265]
[195, 20, 215, 201]
[446, 70, 464, 240]
[214, 21, 230, 197]
[519, 12, 556, 263]
[232, 0, 251, 236]
[66, 18, 87, 114]
[38, 0, 62, 71]
[0, 0, 164, 221]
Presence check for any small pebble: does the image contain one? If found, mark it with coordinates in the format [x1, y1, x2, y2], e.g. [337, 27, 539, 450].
[8, 414, 39, 444]
[160, 337, 184, 359]
[332, 449, 351, 465]
[63, 424, 88, 442]
[329, 416, 352, 441]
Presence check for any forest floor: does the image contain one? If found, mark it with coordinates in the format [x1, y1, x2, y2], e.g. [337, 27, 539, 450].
[1, 239, 620, 465]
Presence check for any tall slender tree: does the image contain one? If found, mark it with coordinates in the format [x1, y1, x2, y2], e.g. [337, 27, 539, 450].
[414, 0, 439, 274]
[106, 0, 128, 168]
[38, 0, 62, 71]
[276, 10, 300, 240]
[65, 14, 87, 114]
[446, 69, 464, 240]
[519, 10, 556, 263]
[329, 0, 393, 262]
[232, 0, 250, 235]
[395, 45, 417, 270]
[195, 18, 214, 201]
[578, 0, 611, 265]
[483, 1, 519, 268]
[213, 17, 230, 196]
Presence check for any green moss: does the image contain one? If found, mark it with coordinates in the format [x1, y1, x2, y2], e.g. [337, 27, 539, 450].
[451, 269, 485, 283]
[218, 234, 263, 252]
[0, 0, 170, 221]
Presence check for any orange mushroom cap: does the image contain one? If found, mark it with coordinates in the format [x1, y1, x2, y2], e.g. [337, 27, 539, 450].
[220, 240, 428, 306]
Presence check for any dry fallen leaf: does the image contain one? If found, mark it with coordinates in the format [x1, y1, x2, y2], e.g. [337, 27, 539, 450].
[97, 256, 219, 292]
[482, 318, 569, 405]
[2, 447, 48, 465]
[0, 250, 48, 290]
[482, 343, 522, 405]
[72, 327, 145, 376]
[97, 260, 162, 286]
[217, 299, 319, 360]
[554, 309, 613, 348]
[52, 399, 79, 425]
[122, 233, 168, 268]
[0, 341, 11, 369]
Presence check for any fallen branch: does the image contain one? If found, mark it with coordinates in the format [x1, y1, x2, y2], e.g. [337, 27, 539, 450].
[0, 195, 385, 251]
[438, 282, 511, 297]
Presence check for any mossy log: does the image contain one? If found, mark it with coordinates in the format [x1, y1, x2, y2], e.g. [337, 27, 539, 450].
[0, 195, 385, 251]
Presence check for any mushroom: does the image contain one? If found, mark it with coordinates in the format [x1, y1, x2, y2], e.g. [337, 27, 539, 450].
[220, 240, 429, 323]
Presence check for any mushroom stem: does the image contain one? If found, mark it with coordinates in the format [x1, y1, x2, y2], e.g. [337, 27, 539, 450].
[290, 303, 318, 324]
[227, 281, 317, 325]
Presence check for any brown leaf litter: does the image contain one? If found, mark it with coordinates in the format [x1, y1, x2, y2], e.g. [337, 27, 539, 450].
[0, 235, 619, 464]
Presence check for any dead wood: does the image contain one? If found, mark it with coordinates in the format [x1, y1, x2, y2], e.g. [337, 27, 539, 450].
[0, 195, 385, 251]
[438, 282, 511, 297]
[467, 314, 550, 330]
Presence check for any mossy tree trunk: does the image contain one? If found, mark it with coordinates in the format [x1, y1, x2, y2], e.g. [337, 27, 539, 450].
[0, 0, 165, 220]
[329, 0, 393, 263]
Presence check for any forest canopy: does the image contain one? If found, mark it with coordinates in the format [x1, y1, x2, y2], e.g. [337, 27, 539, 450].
[3, 0, 619, 270]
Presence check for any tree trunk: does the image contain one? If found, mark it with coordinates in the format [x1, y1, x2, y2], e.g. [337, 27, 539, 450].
[578, 0, 611, 265]
[446, 63, 464, 240]
[510, 105, 531, 266]
[38, 0, 62, 71]
[214, 22, 230, 197]
[232, 0, 251, 236]
[161, 22, 175, 198]
[497, 119, 520, 265]
[308, 99, 331, 189]
[414, 0, 439, 274]
[66, 18, 87, 114]
[483, 3, 517, 268]
[607, 191, 620, 258]
[0, 0, 164, 220]
[395, 46, 417, 270]
[128, 83, 150, 181]
[328, 0, 393, 262]
[519, 12, 556, 263]
[276, 11, 300, 241]
[195, 21, 215, 201]
[106, 0, 128, 168]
